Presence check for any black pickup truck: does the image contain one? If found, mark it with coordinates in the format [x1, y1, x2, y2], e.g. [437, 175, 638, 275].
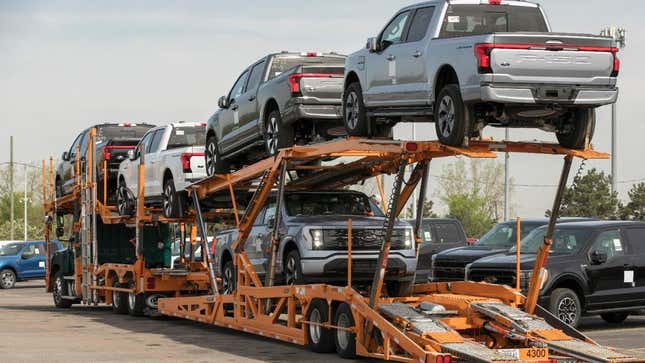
[467, 221, 645, 328]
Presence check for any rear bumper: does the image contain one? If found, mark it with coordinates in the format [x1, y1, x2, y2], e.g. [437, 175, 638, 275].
[480, 85, 618, 106]
[283, 103, 342, 125]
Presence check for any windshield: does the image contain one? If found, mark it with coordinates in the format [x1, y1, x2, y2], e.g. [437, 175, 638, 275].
[167, 125, 206, 150]
[511, 227, 593, 255]
[268, 55, 345, 80]
[475, 222, 540, 248]
[440, 4, 548, 38]
[285, 193, 384, 217]
[0, 243, 22, 256]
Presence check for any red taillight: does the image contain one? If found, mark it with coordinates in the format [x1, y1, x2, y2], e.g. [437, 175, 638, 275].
[489, 0, 502, 4]
[436, 355, 451, 363]
[181, 153, 205, 173]
[103, 148, 111, 161]
[474, 44, 495, 73]
[288, 73, 342, 95]
[405, 142, 418, 152]
[146, 277, 155, 289]
[306, 52, 320, 57]
[612, 51, 620, 77]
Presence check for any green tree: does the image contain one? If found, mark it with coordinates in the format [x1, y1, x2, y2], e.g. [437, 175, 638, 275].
[437, 159, 508, 237]
[0, 165, 46, 240]
[620, 183, 645, 221]
[549, 168, 618, 219]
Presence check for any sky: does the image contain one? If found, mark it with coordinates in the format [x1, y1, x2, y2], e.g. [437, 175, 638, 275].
[1, 0, 644, 218]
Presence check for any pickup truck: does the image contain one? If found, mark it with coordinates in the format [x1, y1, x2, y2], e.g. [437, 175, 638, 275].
[212, 190, 416, 295]
[205, 52, 346, 175]
[0, 241, 63, 289]
[466, 221, 645, 328]
[117, 122, 207, 218]
[56, 123, 155, 203]
[343, 0, 619, 148]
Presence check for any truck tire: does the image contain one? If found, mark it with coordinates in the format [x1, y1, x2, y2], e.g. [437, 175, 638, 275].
[163, 178, 182, 218]
[53, 271, 73, 308]
[205, 134, 229, 176]
[222, 260, 236, 295]
[112, 282, 129, 314]
[306, 299, 335, 353]
[333, 303, 356, 359]
[343, 82, 369, 137]
[265, 109, 294, 156]
[556, 109, 595, 150]
[549, 288, 582, 328]
[284, 250, 303, 285]
[116, 183, 135, 217]
[0, 269, 16, 289]
[434, 84, 469, 147]
[601, 312, 629, 324]
[128, 283, 146, 316]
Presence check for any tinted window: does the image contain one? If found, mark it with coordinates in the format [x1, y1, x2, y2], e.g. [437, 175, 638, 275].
[167, 125, 206, 150]
[407, 7, 435, 42]
[381, 11, 411, 45]
[476, 222, 540, 248]
[148, 129, 164, 154]
[626, 228, 645, 254]
[263, 203, 277, 225]
[137, 132, 154, 158]
[267, 55, 345, 80]
[439, 4, 547, 38]
[97, 125, 154, 141]
[434, 223, 462, 244]
[228, 71, 249, 103]
[69, 131, 87, 158]
[590, 230, 625, 260]
[513, 226, 593, 255]
[285, 193, 383, 217]
[0, 243, 22, 256]
[245, 61, 266, 92]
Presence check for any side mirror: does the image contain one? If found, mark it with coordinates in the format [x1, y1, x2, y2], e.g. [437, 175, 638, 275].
[267, 217, 276, 227]
[127, 149, 136, 161]
[62, 151, 70, 161]
[590, 250, 608, 265]
[366, 37, 379, 52]
[218, 96, 229, 109]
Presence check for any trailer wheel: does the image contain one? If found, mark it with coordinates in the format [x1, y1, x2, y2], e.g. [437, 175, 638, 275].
[333, 302, 356, 359]
[112, 282, 128, 314]
[601, 312, 629, 324]
[556, 109, 595, 150]
[128, 283, 146, 316]
[53, 271, 72, 308]
[306, 299, 335, 353]
[434, 84, 469, 147]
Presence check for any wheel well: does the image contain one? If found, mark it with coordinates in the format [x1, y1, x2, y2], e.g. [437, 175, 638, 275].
[263, 99, 280, 127]
[434, 65, 459, 101]
[345, 71, 360, 89]
[282, 240, 299, 265]
[550, 278, 586, 307]
[1, 266, 17, 276]
[221, 250, 232, 274]
[163, 169, 173, 184]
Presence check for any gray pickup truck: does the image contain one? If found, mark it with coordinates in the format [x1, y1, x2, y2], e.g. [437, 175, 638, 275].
[343, 0, 619, 148]
[212, 190, 416, 294]
[205, 52, 346, 175]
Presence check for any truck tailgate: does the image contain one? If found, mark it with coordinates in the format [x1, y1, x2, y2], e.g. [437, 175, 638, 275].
[487, 33, 617, 85]
[293, 65, 344, 103]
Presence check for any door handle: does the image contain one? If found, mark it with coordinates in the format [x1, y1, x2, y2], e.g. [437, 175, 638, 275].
[231, 105, 239, 111]
[413, 51, 423, 58]
[248, 95, 256, 102]
[386, 54, 396, 61]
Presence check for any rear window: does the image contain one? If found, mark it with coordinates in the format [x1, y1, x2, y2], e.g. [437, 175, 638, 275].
[625, 227, 645, 254]
[439, 4, 547, 38]
[97, 125, 154, 141]
[434, 223, 464, 244]
[167, 125, 206, 150]
[300, 65, 345, 76]
[268, 56, 346, 80]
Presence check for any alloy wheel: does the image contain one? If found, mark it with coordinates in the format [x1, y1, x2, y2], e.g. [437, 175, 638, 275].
[54, 277, 63, 303]
[345, 91, 360, 130]
[223, 265, 234, 294]
[206, 141, 217, 176]
[557, 296, 578, 325]
[117, 187, 131, 216]
[1, 270, 15, 289]
[163, 183, 174, 217]
[437, 95, 456, 138]
[285, 256, 298, 285]
[266, 116, 279, 155]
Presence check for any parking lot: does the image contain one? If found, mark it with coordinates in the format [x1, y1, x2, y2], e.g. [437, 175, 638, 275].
[1, 281, 643, 363]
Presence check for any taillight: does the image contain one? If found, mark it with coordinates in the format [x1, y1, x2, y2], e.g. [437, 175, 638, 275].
[288, 73, 342, 95]
[181, 153, 205, 173]
[436, 355, 452, 363]
[489, 0, 502, 4]
[612, 51, 620, 77]
[474, 44, 494, 74]
[103, 148, 111, 161]
[405, 142, 418, 152]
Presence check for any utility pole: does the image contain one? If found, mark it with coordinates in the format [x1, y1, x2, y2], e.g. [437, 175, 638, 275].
[600, 26, 626, 194]
[10, 136, 14, 241]
[504, 128, 510, 221]
[24, 164, 28, 242]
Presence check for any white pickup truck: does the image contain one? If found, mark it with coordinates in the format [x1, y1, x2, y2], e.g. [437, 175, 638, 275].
[117, 122, 207, 218]
[343, 0, 620, 148]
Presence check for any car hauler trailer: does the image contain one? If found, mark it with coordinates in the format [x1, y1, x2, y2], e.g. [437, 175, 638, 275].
[42, 128, 214, 315]
[152, 138, 643, 363]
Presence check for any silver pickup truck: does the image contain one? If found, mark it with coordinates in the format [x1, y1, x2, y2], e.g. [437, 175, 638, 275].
[343, 0, 619, 148]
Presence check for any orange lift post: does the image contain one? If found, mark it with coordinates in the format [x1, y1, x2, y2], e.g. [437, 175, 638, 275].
[157, 138, 642, 363]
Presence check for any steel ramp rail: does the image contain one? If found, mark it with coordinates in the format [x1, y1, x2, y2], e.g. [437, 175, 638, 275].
[472, 302, 645, 363]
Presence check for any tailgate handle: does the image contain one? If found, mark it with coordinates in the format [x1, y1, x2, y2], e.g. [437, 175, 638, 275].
[387, 54, 396, 61]
[413, 51, 423, 58]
